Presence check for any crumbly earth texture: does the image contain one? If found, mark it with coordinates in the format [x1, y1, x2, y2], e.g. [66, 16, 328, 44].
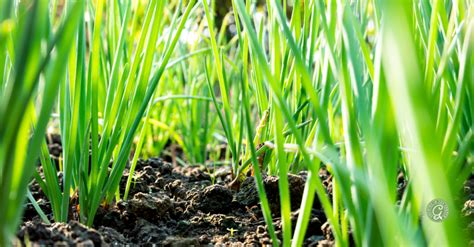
[18, 157, 331, 246]
[15, 137, 474, 246]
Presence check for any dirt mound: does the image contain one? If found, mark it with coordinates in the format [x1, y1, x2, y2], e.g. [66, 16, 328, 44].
[18, 155, 474, 246]
[17, 220, 103, 246]
[18, 157, 329, 245]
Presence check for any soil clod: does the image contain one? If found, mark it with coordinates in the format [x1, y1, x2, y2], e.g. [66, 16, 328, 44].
[128, 192, 174, 220]
[190, 184, 233, 214]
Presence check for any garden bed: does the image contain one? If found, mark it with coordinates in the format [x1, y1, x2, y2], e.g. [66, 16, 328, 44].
[1, 1, 472, 245]
[19, 158, 327, 245]
[15, 141, 474, 246]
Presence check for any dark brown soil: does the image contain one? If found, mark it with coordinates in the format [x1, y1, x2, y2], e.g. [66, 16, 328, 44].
[18, 153, 332, 246]
[15, 136, 474, 246]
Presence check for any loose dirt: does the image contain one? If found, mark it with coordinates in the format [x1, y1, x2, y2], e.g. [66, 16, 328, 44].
[15, 136, 474, 246]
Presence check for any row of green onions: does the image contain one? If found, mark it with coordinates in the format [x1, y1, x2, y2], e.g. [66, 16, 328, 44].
[0, 0, 473, 246]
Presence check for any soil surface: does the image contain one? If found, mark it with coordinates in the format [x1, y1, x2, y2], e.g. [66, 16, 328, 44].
[14, 136, 474, 246]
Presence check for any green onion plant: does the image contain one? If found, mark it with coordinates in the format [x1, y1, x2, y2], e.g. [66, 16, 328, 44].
[0, 0, 81, 244]
[33, 0, 197, 226]
[206, 0, 473, 246]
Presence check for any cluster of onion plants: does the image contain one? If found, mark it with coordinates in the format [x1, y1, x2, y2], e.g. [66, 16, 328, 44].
[36, 0, 197, 227]
[0, 0, 82, 244]
[1, 0, 197, 242]
[1, 0, 473, 246]
[202, 0, 473, 246]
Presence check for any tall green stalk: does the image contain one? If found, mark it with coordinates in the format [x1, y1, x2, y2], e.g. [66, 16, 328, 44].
[0, 0, 81, 243]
